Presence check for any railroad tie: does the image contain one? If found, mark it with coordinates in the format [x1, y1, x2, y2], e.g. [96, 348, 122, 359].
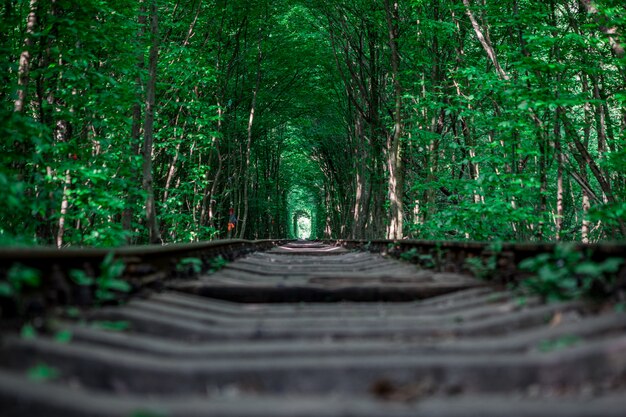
[1, 241, 626, 417]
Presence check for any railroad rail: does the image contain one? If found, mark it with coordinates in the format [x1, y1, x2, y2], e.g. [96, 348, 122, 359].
[1, 239, 626, 416]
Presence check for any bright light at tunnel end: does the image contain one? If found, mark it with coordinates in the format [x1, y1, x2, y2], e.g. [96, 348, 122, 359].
[297, 215, 312, 240]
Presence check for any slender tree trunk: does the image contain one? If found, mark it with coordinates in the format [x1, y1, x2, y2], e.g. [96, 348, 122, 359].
[323, 182, 332, 238]
[591, 76, 608, 154]
[424, 110, 444, 220]
[163, 142, 182, 203]
[462, 0, 509, 80]
[385, 0, 404, 240]
[123, 1, 148, 236]
[56, 170, 71, 248]
[561, 108, 626, 237]
[238, 26, 263, 239]
[200, 104, 223, 229]
[142, 0, 162, 243]
[537, 132, 548, 241]
[579, 0, 625, 58]
[560, 110, 615, 204]
[14, 0, 38, 113]
[554, 110, 564, 241]
[352, 115, 369, 239]
[182, 0, 202, 47]
[580, 162, 591, 243]
[163, 106, 185, 203]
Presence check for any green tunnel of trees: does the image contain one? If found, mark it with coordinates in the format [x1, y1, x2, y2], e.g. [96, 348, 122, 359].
[1, 0, 625, 246]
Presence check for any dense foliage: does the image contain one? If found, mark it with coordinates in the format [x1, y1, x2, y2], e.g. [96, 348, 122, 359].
[1, 0, 624, 246]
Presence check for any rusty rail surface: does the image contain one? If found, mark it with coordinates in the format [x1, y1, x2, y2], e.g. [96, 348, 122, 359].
[1, 239, 626, 416]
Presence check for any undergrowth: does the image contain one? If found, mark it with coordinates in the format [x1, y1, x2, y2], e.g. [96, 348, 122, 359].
[517, 244, 623, 302]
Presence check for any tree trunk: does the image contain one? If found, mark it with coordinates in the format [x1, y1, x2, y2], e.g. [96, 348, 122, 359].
[163, 106, 185, 203]
[351, 115, 369, 239]
[123, 1, 148, 236]
[384, 0, 404, 240]
[56, 170, 71, 248]
[200, 105, 223, 229]
[142, 0, 162, 244]
[238, 26, 263, 239]
[579, 0, 625, 58]
[462, 0, 509, 81]
[14, 0, 38, 113]
[580, 161, 591, 243]
[554, 110, 564, 241]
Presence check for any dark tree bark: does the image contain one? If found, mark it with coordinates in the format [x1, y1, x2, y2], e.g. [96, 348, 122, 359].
[142, 0, 162, 243]
[123, 0, 148, 236]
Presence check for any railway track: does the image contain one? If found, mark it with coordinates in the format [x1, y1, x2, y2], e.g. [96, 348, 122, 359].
[1, 240, 626, 416]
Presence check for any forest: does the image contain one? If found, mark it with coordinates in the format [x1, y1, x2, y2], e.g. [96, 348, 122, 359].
[0, 0, 624, 246]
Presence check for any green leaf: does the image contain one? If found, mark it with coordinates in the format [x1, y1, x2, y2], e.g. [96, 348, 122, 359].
[101, 252, 126, 280]
[537, 264, 565, 282]
[399, 248, 418, 261]
[487, 241, 503, 253]
[106, 262, 126, 280]
[27, 364, 60, 381]
[91, 320, 131, 332]
[536, 335, 580, 352]
[20, 324, 37, 340]
[95, 288, 116, 302]
[101, 278, 131, 292]
[70, 269, 94, 286]
[177, 257, 203, 273]
[0, 282, 13, 297]
[559, 277, 579, 290]
[519, 254, 550, 271]
[574, 262, 604, 278]
[8, 264, 41, 289]
[65, 307, 81, 318]
[598, 258, 623, 273]
[54, 329, 73, 344]
[209, 256, 228, 272]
